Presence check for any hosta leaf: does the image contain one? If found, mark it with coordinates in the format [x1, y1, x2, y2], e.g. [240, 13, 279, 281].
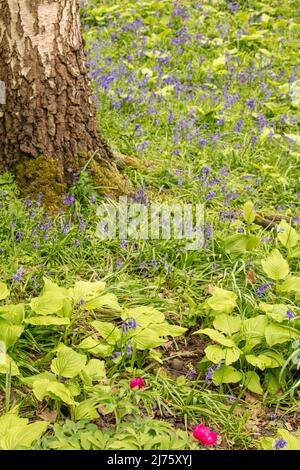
[261, 249, 289, 280]
[259, 302, 290, 323]
[261, 429, 300, 450]
[246, 354, 273, 370]
[204, 345, 225, 364]
[82, 359, 106, 382]
[25, 316, 70, 326]
[279, 276, 300, 293]
[195, 328, 235, 347]
[213, 314, 241, 335]
[51, 346, 86, 378]
[150, 323, 187, 337]
[74, 399, 100, 421]
[265, 323, 299, 347]
[289, 246, 300, 259]
[244, 371, 263, 395]
[0, 282, 9, 301]
[91, 321, 121, 345]
[0, 354, 20, 376]
[45, 382, 76, 405]
[243, 201, 256, 224]
[0, 414, 28, 436]
[212, 365, 242, 385]
[277, 220, 299, 250]
[0, 414, 47, 450]
[132, 331, 166, 350]
[224, 347, 241, 365]
[22, 371, 56, 387]
[32, 379, 75, 405]
[0, 320, 24, 349]
[122, 307, 165, 326]
[70, 280, 106, 304]
[224, 234, 259, 255]
[0, 304, 24, 325]
[30, 294, 66, 315]
[83, 293, 121, 312]
[206, 287, 237, 314]
[77, 336, 114, 358]
[240, 316, 268, 352]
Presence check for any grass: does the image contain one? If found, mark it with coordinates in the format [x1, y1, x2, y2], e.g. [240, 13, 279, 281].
[0, 0, 300, 450]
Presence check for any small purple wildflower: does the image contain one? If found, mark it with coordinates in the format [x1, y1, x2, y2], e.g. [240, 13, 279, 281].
[274, 438, 287, 450]
[205, 366, 214, 385]
[256, 283, 271, 297]
[286, 310, 294, 320]
[63, 194, 75, 206]
[187, 369, 198, 380]
[12, 268, 23, 282]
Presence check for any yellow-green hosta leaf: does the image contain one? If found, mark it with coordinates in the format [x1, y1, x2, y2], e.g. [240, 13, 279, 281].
[265, 323, 299, 347]
[64, 379, 81, 397]
[83, 293, 121, 312]
[243, 200, 256, 225]
[70, 280, 106, 304]
[21, 371, 56, 388]
[0, 414, 48, 450]
[240, 315, 268, 352]
[0, 304, 24, 325]
[261, 249, 289, 280]
[91, 321, 121, 345]
[204, 345, 225, 364]
[206, 287, 237, 314]
[51, 346, 86, 378]
[0, 321, 24, 349]
[74, 399, 100, 421]
[30, 294, 66, 315]
[32, 379, 53, 401]
[150, 323, 187, 337]
[246, 354, 273, 370]
[244, 371, 263, 395]
[0, 413, 27, 437]
[77, 336, 113, 358]
[25, 316, 70, 326]
[224, 234, 260, 256]
[279, 276, 300, 293]
[261, 429, 300, 450]
[122, 306, 165, 326]
[224, 347, 241, 365]
[213, 314, 241, 335]
[289, 246, 300, 259]
[277, 220, 299, 250]
[82, 359, 106, 382]
[195, 328, 235, 347]
[44, 382, 76, 405]
[0, 354, 20, 376]
[32, 379, 76, 405]
[212, 365, 242, 385]
[132, 331, 166, 350]
[148, 349, 163, 364]
[0, 282, 9, 301]
[259, 302, 289, 323]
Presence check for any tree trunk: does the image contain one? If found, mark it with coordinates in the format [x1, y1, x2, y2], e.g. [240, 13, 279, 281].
[0, 0, 126, 206]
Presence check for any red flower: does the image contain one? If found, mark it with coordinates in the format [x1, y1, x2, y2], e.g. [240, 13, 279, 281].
[193, 424, 218, 446]
[130, 377, 145, 389]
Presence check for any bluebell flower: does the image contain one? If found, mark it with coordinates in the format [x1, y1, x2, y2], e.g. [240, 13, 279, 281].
[274, 438, 287, 450]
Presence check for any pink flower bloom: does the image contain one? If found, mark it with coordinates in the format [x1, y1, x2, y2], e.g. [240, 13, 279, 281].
[130, 377, 145, 389]
[193, 424, 218, 446]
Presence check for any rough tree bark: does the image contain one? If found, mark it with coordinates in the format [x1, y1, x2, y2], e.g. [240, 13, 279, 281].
[0, 0, 127, 206]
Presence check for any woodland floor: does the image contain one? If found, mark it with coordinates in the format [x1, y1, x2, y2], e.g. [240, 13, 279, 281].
[0, 0, 300, 450]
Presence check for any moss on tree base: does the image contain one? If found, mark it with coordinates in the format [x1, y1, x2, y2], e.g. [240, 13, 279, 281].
[15, 153, 131, 212]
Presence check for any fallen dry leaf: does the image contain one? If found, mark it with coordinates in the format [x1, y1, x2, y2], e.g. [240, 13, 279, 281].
[38, 408, 58, 423]
[246, 269, 257, 284]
